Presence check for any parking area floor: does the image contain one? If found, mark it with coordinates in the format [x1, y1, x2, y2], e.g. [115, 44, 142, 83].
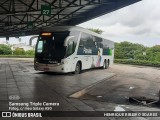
[0, 58, 160, 120]
[79, 64, 160, 110]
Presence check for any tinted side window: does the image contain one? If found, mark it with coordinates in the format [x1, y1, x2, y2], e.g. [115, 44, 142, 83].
[93, 36, 103, 48]
[79, 32, 94, 47]
[37, 40, 43, 53]
[103, 39, 109, 49]
[65, 37, 77, 57]
[103, 39, 113, 55]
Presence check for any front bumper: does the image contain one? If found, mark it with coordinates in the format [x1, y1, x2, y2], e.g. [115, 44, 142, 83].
[34, 62, 71, 73]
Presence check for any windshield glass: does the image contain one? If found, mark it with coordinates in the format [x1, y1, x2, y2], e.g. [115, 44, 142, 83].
[65, 37, 77, 57]
[35, 31, 69, 62]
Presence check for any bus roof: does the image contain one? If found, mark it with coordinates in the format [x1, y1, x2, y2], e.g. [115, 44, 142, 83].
[42, 26, 113, 43]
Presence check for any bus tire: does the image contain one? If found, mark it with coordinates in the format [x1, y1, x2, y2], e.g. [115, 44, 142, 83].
[103, 60, 109, 69]
[74, 62, 81, 74]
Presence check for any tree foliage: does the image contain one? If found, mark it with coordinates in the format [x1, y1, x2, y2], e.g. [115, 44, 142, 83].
[0, 44, 12, 55]
[0, 44, 35, 56]
[13, 48, 25, 55]
[88, 28, 103, 34]
[25, 50, 35, 55]
[115, 42, 160, 62]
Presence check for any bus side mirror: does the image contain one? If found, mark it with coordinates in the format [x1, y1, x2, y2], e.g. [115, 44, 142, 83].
[64, 36, 75, 46]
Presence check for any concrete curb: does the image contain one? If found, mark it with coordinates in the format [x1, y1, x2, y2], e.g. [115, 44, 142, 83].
[69, 73, 116, 98]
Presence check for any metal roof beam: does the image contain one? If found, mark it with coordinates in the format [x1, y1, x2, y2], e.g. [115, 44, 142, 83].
[34, 0, 94, 27]
[0, 2, 9, 12]
[32, 0, 79, 28]
[0, 0, 120, 34]
[0, 0, 104, 15]
[0, 0, 9, 8]
[28, 0, 36, 11]
[17, 0, 36, 11]
[0, 0, 142, 37]
[0, 16, 8, 23]
[63, 0, 79, 6]
[50, 0, 58, 8]
[19, 0, 36, 27]
[12, 15, 22, 22]
[41, 0, 51, 5]
[64, 0, 141, 25]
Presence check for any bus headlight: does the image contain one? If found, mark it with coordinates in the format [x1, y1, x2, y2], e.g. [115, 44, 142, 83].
[61, 61, 67, 64]
[34, 58, 38, 64]
[61, 59, 67, 64]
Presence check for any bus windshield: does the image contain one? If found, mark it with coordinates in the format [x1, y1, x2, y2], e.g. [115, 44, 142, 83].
[35, 31, 69, 62]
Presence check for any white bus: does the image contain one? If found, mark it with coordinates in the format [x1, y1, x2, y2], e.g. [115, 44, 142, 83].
[34, 26, 114, 74]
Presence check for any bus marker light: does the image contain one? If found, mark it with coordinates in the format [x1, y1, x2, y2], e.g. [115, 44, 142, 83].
[41, 33, 51, 36]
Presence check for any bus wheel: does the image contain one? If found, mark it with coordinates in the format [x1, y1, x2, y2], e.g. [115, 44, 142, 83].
[103, 60, 109, 69]
[74, 62, 81, 74]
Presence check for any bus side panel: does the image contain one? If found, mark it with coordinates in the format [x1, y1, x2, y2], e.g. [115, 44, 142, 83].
[75, 32, 114, 70]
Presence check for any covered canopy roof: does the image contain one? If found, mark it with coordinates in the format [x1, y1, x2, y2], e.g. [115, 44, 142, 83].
[0, 0, 141, 37]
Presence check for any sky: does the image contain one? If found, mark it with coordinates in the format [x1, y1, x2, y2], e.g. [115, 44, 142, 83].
[78, 0, 160, 47]
[0, 0, 160, 47]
